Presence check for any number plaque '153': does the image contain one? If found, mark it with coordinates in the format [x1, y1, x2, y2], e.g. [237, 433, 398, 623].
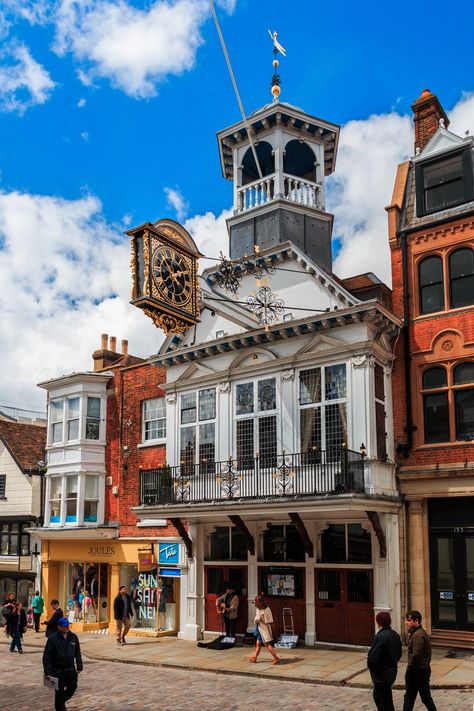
[128, 218, 202, 335]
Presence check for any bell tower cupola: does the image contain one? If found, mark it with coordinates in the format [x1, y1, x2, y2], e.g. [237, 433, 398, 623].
[217, 102, 340, 271]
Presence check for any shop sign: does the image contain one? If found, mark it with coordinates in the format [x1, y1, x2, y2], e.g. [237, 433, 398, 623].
[138, 551, 154, 572]
[160, 567, 181, 578]
[439, 591, 454, 600]
[158, 542, 180, 565]
[88, 545, 115, 556]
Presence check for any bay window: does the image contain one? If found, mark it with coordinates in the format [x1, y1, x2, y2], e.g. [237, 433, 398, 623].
[299, 364, 347, 452]
[235, 377, 277, 467]
[48, 395, 103, 445]
[179, 388, 216, 467]
[48, 473, 103, 526]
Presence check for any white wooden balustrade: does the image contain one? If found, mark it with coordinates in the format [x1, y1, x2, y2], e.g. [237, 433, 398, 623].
[236, 173, 321, 213]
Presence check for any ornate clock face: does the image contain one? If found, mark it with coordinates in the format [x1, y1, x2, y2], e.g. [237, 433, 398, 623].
[151, 245, 192, 307]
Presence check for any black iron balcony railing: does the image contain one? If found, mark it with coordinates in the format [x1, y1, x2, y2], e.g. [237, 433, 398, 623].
[139, 449, 365, 506]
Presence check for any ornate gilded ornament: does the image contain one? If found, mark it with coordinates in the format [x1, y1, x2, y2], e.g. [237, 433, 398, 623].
[246, 285, 285, 330]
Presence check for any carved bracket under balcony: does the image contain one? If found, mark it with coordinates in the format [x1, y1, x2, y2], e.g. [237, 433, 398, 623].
[289, 512, 314, 558]
[229, 515, 255, 556]
[169, 518, 192, 559]
[366, 511, 387, 559]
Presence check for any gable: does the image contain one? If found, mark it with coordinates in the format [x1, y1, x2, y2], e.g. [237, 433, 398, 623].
[296, 333, 346, 356]
[176, 362, 217, 382]
[417, 127, 469, 161]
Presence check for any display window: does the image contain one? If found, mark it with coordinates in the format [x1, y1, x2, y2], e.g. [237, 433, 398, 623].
[119, 565, 178, 633]
[60, 562, 109, 624]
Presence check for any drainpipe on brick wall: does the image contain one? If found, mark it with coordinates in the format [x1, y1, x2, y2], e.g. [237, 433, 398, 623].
[401, 230, 414, 456]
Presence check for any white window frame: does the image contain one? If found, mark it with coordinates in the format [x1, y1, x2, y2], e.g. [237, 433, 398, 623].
[298, 363, 348, 452]
[46, 473, 105, 527]
[50, 399, 65, 445]
[141, 397, 166, 444]
[179, 388, 217, 466]
[233, 376, 279, 462]
[66, 397, 80, 442]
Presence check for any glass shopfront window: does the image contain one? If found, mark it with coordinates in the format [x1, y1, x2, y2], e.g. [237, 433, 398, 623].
[119, 565, 178, 633]
[62, 562, 109, 624]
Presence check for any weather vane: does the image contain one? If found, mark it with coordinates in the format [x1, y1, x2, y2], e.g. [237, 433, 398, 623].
[268, 30, 286, 101]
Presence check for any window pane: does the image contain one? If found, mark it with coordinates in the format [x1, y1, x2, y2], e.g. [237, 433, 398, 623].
[199, 423, 215, 464]
[51, 400, 63, 422]
[67, 398, 80, 418]
[236, 419, 254, 467]
[0, 475, 5, 498]
[450, 248, 474, 279]
[374, 364, 385, 401]
[145, 419, 166, 440]
[347, 524, 372, 563]
[52, 421, 63, 443]
[85, 475, 99, 499]
[181, 393, 196, 424]
[144, 397, 166, 440]
[454, 363, 474, 385]
[0, 534, 8, 555]
[236, 382, 254, 415]
[20, 534, 30, 556]
[421, 283, 444, 314]
[49, 503, 61, 523]
[325, 403, 347, 450]
[424, 155, 463, 188]
[347, 570, 373, 603]
[451, 274, 474, 308]
[199, 389, 216, 421]
[419, 256, 443, 286]
[423, 367, 447, 389]
[9, 534, 18, 556]
[424, 392, 449, 443]
[325, 364, 347, 400]
[376, 402, 387, 462]
[67, 419, 79, 440]
[286, 525, 305, 562]
[259, 415, 277, 466]
[84, 501, 98, 523]
[66, 499, 77, 522]
[258, 378, 276, 411]
[299, 368, 321, 404]
[231, 527, 248, 561]
[455, 389, 474, 440]
[144, 398, 165, 420]
[50, 477, 62, 499]
[209, 527, 230, 560]
[300, 407, 321, 452]
[263, 525, 285, 561]
[66, 476, 78, 497]
[87, 397, 100, 418]
[180, 426, 195, 465]
[321, 524, 346, 563]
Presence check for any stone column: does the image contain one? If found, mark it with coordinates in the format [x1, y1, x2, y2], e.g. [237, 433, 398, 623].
[407, 499, 426, 614]
[304, 520, 316, 645]
[246, 521, 258, 632]
[179, 523, 204, 641]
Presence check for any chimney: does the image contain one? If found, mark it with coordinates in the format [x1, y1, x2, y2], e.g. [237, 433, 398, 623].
[412, 88, 449, 153]
[109, 336, 117, 352]
[92, 333, 122, 371]
[121, 339, 129, 355]
[101, 333, 108, 350]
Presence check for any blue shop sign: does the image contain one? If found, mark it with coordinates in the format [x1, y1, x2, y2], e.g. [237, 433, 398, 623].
[160, 568, 181, 578]
[158, 542, 180, 565]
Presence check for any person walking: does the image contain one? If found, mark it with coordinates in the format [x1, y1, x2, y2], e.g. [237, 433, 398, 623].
[215, 582, 239, 638]
[113, 585, 133, 645]
[42, 599, 64, 637]
[402, 610, 437, 711]
[2, 592, 16, 623]
[5, 601, 27, 653]
[31, 590, 44, 633]
[43, 617, 83, 711]
[367, 611, 402, 711]
[249, 595, 280, 665]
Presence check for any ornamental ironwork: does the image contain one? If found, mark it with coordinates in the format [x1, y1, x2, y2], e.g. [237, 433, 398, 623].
[173, 467, 191, 501]
[216, 458, 241, 499]
[273, 454, 295, 495]
[213, 249, 276, 296]
[246, 285, 285, 329]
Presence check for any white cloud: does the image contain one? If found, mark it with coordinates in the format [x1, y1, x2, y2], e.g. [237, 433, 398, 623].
[184, 207, 231, 267]
[2, 0, 51, 25]
[80, 130, 89, 141]
[0, 190, 160, 408]
[0, 43, 55, 114]
[77, 96, 86, 107]
[447, 92, 474, 137]
[53, 0, 211, 98]
[164, 186, 189, 221]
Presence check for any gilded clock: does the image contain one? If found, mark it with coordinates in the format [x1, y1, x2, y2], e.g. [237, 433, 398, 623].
[151, 245, 192, 307]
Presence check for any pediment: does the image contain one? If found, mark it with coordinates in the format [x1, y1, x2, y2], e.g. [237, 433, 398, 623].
[229, 348, 277, 370]
[176, 362, 216, 381]
[296, 333, 345, 356]
[418, 127, 468, 161]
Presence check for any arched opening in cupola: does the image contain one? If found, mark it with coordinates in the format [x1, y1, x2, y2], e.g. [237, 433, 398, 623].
[284, 140, 316, 182]
[241, 141, 274, 185]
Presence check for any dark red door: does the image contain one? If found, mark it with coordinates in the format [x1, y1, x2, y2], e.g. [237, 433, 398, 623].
[316, 569, 374, 645]
[205, 566, 248, 633]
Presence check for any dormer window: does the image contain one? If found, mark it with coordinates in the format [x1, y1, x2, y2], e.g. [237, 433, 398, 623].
[416, 148, 473, 217]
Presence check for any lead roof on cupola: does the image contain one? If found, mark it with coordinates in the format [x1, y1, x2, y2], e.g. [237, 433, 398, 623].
[217, 100, 340, 181]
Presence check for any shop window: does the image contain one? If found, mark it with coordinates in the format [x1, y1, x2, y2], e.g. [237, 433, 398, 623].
[119, 566, 178, 633]
[299, 364, 347, 453]
[235, 377, 277, 468]
[84, 475, 99, 523]
[422, 367, 449, 443]
[142, 397, 166, 442]
[64, 562, 108, 624]
[50, 399, 64, 444]
[49, 477, 62, 523]
[262, 524, 305, 562]
[85, 397, 101, 440]
[180, 388, 216, 467]
[450, 248, 474, 309]
[321, 523, 372, 564]
[415, 149, 473, 217]
[207, 526, 248, 561]
[419, 256, 444, 314]
[0, 474, 5, 498]
[65, 476, 78, 523]
[67, 397, 80, 441]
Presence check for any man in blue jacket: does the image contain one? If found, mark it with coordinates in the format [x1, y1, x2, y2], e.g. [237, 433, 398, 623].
[367, 611, 402, 711]
[43, 617, 83, 711]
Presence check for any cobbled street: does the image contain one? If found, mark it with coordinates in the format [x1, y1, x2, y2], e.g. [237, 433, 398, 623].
[0, 643, 472, 711]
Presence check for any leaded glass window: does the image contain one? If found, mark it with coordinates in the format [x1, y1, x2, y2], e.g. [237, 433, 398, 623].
[179, 388, 216, 466]
[234, 377, 278, 465]
[299, 364, 348, 452]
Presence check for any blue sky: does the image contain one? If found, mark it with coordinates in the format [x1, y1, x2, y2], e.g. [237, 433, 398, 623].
[1, 0, 474, 410]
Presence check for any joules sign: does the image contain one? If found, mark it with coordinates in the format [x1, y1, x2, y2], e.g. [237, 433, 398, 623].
[88, 546, 115, 556]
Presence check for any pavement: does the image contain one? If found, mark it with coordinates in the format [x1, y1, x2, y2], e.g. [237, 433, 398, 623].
[1, 637, 473, 711]
[4, 630, 474, 690]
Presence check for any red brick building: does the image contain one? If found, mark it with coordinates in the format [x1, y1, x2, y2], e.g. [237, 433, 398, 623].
[387, 89, 474, 646]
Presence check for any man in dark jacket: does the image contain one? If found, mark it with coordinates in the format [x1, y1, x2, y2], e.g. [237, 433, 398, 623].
[42, 599, 64, 637]
[403, 610, 437, 711]
[43, 617, 83, 711]
[113, 585, 133, 645]
[367, 611, 402, 711]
